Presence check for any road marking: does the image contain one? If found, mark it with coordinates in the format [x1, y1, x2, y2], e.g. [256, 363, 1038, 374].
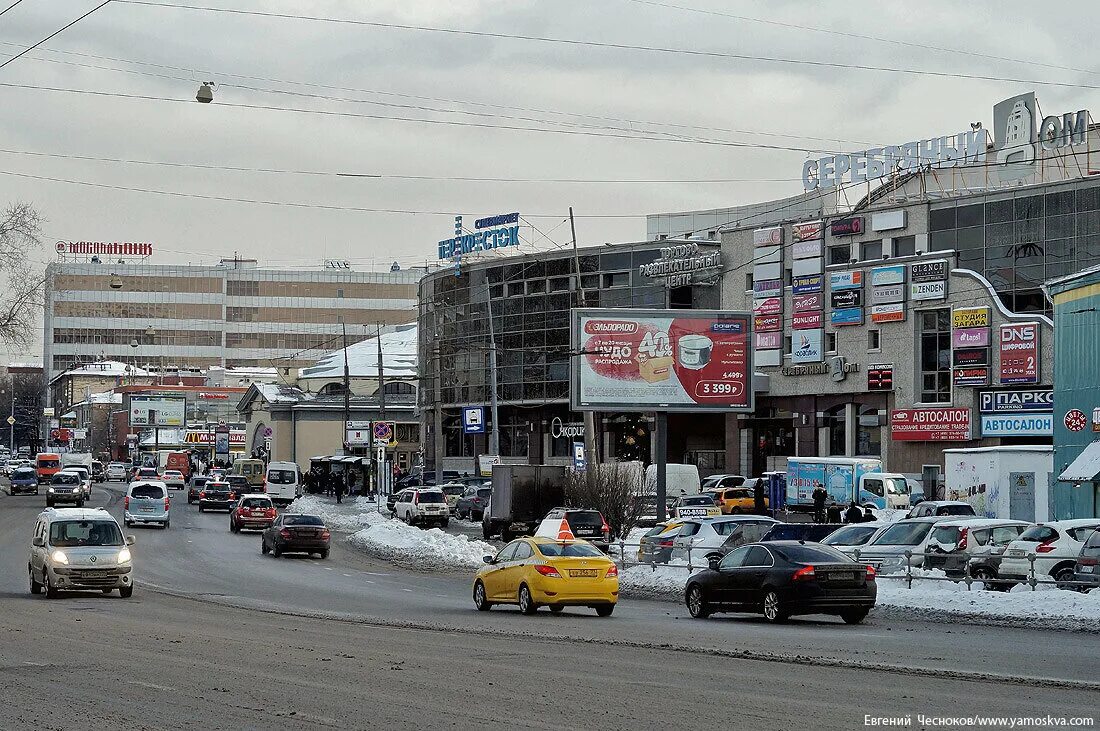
[342, 573, 352, 577]
[129, 680, 175, 691]
[323, 567, 334, 571]
[364, 580, 375, 584]
[401, 588, 413, 592]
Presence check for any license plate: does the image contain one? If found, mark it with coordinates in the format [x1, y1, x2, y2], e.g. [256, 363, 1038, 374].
[1007, 549, 1024, 557]
[141, 507, 153, 512]
[569, 569, 599, 578]
[1081, 565, 1094, 573]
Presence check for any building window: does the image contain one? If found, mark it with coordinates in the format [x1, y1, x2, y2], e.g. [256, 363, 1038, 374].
[856, 405, 882, 457]
[505, 281, 524, 297]
[745, 273, 753, 291]
[867, 329, 880, 351]
[823, 405, 846, 456]
[861, 240, 883, 260]
[337, 288, 344, 298]
[382, 381, 416, 396]
[919, 309, 952, 403]
[784, 268, 792, 286]
[783, 335, 792, 356]
[602, 272, 630, 288]
[826, 332, 837, 353]
[828, 244, 850, 266]
[893, 235, 917, 257]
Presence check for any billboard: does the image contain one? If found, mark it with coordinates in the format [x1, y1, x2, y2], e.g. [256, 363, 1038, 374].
[999, 322, 1040, 384]
[891, 408, 971, 441]
[952, 306, 990, 329]
[571, 309, 752, 412]
[979, 389, 1053, 413]
[980, 414, 1053, 437]
[128, 395, 186, 427]
[790, 329, 824, 364]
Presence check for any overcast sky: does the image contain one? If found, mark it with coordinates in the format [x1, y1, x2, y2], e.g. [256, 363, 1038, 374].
[1, 0, 1097, 364]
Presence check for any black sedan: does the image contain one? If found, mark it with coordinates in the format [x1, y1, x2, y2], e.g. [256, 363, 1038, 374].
[683, 541, 876, 624]
[198, 480, 235, 512]
[261, 513, 331, 559]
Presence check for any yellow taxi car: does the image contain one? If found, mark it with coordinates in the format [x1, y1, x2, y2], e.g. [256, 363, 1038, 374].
[473, 536, 618, 616]
[707, 486, 768, 514]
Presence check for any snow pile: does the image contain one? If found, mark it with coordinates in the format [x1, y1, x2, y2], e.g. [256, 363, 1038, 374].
[347, 522, 497, 572]
[288, 495, 385, 532]
[619, 565, 693, 599]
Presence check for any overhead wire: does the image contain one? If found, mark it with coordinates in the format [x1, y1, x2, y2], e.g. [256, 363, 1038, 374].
[0, 1, 26, 18]
[113, 0, 1100, 91]
[0, 0, 113, 72]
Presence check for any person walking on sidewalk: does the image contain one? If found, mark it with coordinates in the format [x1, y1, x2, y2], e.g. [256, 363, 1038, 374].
[811, 483, 828, 524]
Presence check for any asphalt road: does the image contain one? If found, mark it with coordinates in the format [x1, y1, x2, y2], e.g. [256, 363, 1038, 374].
[1, 481, 1098, 730]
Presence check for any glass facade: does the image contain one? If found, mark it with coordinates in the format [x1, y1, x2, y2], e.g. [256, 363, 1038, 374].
[929, 180, 1100, 314]
[919, 309, 952, 404]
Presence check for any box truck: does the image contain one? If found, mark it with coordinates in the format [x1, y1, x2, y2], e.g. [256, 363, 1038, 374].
[785, 457, 910, 511]
[943, 446, 1052, 522]
[483, 465, 566, 541]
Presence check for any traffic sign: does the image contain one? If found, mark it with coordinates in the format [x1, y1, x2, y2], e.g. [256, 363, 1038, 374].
[462, 406, 486, 434]
[373, 421, 395, 447]
[6, 416, 14, 425]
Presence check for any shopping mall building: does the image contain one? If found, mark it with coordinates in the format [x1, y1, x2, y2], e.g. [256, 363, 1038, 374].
[419, 92, 1099, 494]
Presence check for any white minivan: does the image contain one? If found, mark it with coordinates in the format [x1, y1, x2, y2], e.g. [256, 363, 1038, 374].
[265, 461, 302, 506]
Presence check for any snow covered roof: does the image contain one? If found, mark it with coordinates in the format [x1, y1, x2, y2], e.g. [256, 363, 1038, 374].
[252, 382, 311, 404]
[71, 392, 124, 408]
[299, 324, 418, 380]
[206, 365, 279, 377]
[51, 360, 153, 383]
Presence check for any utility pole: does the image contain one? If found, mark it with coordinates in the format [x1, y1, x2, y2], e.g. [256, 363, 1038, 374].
[485, 282, 500, 457]
[570, 206, 599, 468]
[376, 322, 387, 502]
[342, 320, 350, 454]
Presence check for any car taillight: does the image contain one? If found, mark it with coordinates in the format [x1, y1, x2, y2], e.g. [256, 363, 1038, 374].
[657, 539, 674, 548]
[605, 564, 618, 578]
[865, 565, 876, 581]
[792, 565, 816, 581]
[413, 493, 419, 505]
[164, 497, 170, 510]
[955, 527, 969, 551]
[602, 517, 611, 539]
[1079, 557, 1098, 566]
[124, 496, 129, 509]
[321, 530, 331, 540]
[279, 529, 291, 538]
[199, 491, 206, 499]
[1036, 540, 1057, 554]
[266, 508, 276, 517]
[534, 564, 561, 578]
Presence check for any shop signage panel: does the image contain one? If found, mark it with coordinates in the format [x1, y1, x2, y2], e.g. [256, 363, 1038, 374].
[790, 329, 824, 364]
[830, 289, 863, 309]
[792, 221, 823, 243]
[911, 280, 947, 300]
[871, 303, 906, 323]
[753, 297, 783, 316]
[891, 408, 971, 441]
[792, 275, 824, 294]
[830, 307, 863, 326]
[792, 257, 823, 277]
[753, 278, 783, 297]
[980, 414, 1053, 437]
[755, 349, 782, 368]
[952, 306, 990, 329]
[830, 271, 863, 290]
[952, 327, 990, 348]
[753, 227, 783, 246]
[911, 259, 949, 283]
[792, 311, 823, 330]
[870, 265, 906, 287]
[979, 389, 1053, 413]
[953, 348, 989, 367]
[999, 322, 1040, 384]
[572, 308, 753, 412]
[754, 332, 782, 350]
[754, 314, 782, 332]
[830, 217, 864, 236]
[754, 262, 782, 282]
[792, 240, 823, 259]
[871, 210, 907, 232]
[793, 293, 823, 312]
[953, 366, 990, 387]
[867, 364, 894, 391]
[755, 244, 781, 264]
[870, 284, 905, 306]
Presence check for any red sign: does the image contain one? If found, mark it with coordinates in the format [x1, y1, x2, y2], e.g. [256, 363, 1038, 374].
[50, 428, 71, 443]
[792, 311, 822, 330]
[867, 364, 893, 391]
[793, 293, 823, 312]
[197, 392, 230, 400]
[999, 322, 1040, 384]
[55, 240, 153, 257]
[754, 315, 782, 332]
[1065, 409, 1088, 433]
[184, 431, 247, 444]
[891, 408, 971, 441]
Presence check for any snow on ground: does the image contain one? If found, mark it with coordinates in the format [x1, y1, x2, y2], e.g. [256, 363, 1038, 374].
[289, 495, 497, 572]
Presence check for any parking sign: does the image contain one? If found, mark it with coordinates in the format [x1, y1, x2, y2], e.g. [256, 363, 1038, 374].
[462, 406, 486, 434]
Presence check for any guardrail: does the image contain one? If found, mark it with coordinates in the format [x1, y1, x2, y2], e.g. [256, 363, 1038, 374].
[607, 538, 1097, 592]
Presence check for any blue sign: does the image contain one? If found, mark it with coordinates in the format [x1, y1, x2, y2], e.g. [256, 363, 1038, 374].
[831, 307, 864, 326]
[792, 274, 824, 293]
[475, 212, 519, 229]
[462, 407, 486, 434]
[870, 264, 906, 287]
[439, 225, 521, 260]
[979, 389, 1053, 413]
[572, 442, 587, 470]
[980, 413, 1053, 437]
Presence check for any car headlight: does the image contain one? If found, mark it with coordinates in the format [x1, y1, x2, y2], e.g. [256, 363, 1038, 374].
[50, 549, 68, 565]
[117, 548, 131, 564]
[47, 487, 56, 492]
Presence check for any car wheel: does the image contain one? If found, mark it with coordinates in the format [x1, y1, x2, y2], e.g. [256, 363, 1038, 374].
[198, 505, 205, 513]
[518, 584, 537, 615]
[1052, 565, 1077, 587]
[230, 520, 239, 533]
[686, 584, 711, 619]
[549, 605, 564, 614]
[473, 580, 492, 611]
[762, 590, 788, 623]
[841, 608, 869, 625]
[273, 543, 283, 558]
[45, 500, 52, 508]
[119, 584, 133, 598]
[595, 605, 614, 617]
[29, 567, 41, 595]
[482, 523, 493, 540]
[319, 549, 329, 559]
[43, 571, 58, 599]
[261, 537, 270, 554]
[163, 520, 170, 530]
[187, 497, 194, 504]
[441, 520, 449, 529]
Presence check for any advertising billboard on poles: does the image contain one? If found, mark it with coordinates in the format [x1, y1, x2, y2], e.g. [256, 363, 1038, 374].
[571, 309, 753, 412]
[127, 395, 186, 427]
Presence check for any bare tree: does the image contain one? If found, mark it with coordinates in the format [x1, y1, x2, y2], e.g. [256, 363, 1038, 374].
[564, 463, 646, 539]
[0, 203, 45, 346]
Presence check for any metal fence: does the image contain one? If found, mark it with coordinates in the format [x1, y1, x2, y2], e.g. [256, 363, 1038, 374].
[608, 539, 1097, 592]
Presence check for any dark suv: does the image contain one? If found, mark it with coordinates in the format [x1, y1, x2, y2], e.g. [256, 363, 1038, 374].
[542, 508, 611, 552]
[1075, 529, 1100, 588]
[760, 523, 843, 543]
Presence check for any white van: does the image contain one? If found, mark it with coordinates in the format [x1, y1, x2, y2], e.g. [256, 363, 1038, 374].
[644, 463, 701, 498]
[265, 461, 302, 505]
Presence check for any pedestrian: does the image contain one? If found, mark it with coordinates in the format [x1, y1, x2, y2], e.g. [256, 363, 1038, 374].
[753, 480, 767, 516]
[811, 483, 828, 524]
[844, 501, 863, 524]
[334, 478, 345, 504]
[826, 503, 842, 524]
[861, 507, 877, 523]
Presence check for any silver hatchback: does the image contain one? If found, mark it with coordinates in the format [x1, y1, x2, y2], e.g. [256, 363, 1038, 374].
[29, 508, 135, 598]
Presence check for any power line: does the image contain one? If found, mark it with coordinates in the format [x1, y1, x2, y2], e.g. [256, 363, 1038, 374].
[115, 0, 1100, 91]
[0, 1, 26, 18]
[0, 0, 113, 72]
[619, 0, 1100, 77]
